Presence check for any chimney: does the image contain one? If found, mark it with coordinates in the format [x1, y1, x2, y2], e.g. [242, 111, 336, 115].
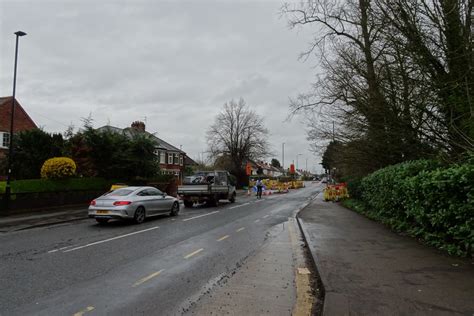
[131, 121, 145, 132]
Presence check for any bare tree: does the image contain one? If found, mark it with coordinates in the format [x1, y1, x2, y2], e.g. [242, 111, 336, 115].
[207, 98, 270, 185]
[282, 0, 472, 178]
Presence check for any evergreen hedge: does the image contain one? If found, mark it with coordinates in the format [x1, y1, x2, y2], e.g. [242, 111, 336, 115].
[348, 159, 473, 256]
[0, 178, 116, 194]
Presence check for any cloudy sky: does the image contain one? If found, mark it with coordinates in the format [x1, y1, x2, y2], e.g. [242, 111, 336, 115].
[0, 0, 323, 172]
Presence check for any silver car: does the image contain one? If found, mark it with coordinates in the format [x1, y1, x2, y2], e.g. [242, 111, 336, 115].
[88, 186, 180, 224]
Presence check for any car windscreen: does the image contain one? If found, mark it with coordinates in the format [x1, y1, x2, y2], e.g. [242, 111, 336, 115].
[105, 188, 134, 196]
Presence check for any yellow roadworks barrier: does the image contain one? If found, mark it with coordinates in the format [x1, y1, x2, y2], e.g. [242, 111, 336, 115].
[323, 183, 349, 202]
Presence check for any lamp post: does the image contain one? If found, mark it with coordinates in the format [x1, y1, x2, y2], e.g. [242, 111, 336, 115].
[4, 31, 27, 210]
[281, 142, 285, 174]
[296, 153, 302, 171]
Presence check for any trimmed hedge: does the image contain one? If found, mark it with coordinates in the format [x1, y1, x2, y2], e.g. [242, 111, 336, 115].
[351, 159, 473, 257]
[0, 178, 117, 194]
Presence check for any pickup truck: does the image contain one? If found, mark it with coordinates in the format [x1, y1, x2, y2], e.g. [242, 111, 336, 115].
[178, 170, 236, 207]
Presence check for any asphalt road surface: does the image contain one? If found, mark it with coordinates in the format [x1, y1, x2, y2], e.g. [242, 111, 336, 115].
[0, 183, 321, 316]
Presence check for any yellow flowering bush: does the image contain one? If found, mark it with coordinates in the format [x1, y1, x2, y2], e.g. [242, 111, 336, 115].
[41, 157, 77, 179]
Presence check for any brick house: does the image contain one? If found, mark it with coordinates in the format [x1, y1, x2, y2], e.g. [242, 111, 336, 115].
[0, 97, 38, 159]
[97, 121, 187, 178]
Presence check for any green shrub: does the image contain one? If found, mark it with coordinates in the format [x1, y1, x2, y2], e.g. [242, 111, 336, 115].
[361, 160, 442, 225]
[356, 159, 473, 256]
[404, 164, 474, 256]
[345, 177, 363, 200]
[41, 157, 76, 179]
[0, 177, 117, 194]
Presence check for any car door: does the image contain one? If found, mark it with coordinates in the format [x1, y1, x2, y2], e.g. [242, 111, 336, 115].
[147, 188, 168, 213]
[136, 189, 155, 214]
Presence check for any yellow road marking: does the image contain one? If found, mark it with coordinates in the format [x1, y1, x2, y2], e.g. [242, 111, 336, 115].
[217, 235, 230, 241]
[132, 269, 164, 287]
[288, 218, 315, 316]
[184, 248, 204, 259]
[73, 306, 94, 316]
[236, 227, 245, 232]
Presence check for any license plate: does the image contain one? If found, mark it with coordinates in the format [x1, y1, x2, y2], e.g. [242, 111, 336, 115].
[96, 210, 109, 214]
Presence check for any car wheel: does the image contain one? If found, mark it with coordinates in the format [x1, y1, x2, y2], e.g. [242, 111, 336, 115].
[134, 206, 146, 224]
[96, 218, 109, 224]
[209, 195, 219, 207]
[184, 200, 193, 208]
[229, 192, 236, 203]
[170, 202, 180, 216]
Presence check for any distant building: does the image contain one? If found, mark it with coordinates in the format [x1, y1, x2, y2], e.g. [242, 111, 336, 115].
[0, 97, 38, 159]
[97, 121, 188, 177]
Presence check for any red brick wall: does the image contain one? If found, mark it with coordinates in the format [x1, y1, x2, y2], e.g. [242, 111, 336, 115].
[0, 98, 37, 133]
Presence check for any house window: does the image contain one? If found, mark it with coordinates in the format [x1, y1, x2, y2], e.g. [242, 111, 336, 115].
[0, 132, 10, 149]
[174, 153, 179, 164]
[168, 153, 173, 164]
[179, 156, 183, 166]
[160, 151, 166, 164]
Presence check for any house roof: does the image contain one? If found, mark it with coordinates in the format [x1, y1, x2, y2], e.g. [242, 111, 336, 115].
[0, 97, 37, 132]
[185, 155, 198, 166]
[97, 125, 185, 154]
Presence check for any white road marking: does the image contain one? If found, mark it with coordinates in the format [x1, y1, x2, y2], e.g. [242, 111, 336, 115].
[255, 199, 263, 203]
[229, 202, 250, 210]
[73, 306, 94, 316]
[184, 248, 204, 259]
[263, 215, 269, 218]
[182, 211, 219, 221]
[254, 219, 260, 223]
[63, 226, 159, 253]
[236, 227, 246, 232]
[48, 245, 74, 253]
[217, 235, 230, 241]
[132, 269, 164, 287]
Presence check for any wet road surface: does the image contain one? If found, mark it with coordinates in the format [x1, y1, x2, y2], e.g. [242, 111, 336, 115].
[0, 183, 321, 315]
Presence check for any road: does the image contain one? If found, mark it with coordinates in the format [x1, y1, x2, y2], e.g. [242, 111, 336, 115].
[0, 183, 321, 315]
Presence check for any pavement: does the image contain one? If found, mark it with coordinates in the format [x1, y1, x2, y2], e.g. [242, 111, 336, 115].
[185, 220, 298, 316]
[297, 195, 474, 316]
[0, 183, 321, 315]
[0, 207, 88, 233]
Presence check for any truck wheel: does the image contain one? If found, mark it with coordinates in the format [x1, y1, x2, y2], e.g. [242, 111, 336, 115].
[229, 192, 236, 203]
[184, 200, 193, 208]
[208, 195, 219, 207]
[213, 195, 220, 206]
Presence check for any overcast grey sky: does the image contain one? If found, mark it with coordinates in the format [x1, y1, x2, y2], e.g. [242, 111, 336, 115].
[0, 0, 323, 172]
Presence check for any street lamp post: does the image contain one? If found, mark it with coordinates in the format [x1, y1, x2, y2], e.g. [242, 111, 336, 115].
[4, 31, 27, 210]
[282, 142, 285, 174]
[296, 153, 302, 171]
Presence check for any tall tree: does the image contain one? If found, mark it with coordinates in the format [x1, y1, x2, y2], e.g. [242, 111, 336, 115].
[207, 98, 270, 186]
[11, 129, 64, 179]
[271, 158, 281, 168]
[68, 125, 159, 179]
[282, 0, 472, 179]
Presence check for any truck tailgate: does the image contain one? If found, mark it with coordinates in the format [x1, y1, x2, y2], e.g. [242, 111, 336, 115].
[178, 185, 209, 194]
[210, 185, 230, 193]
